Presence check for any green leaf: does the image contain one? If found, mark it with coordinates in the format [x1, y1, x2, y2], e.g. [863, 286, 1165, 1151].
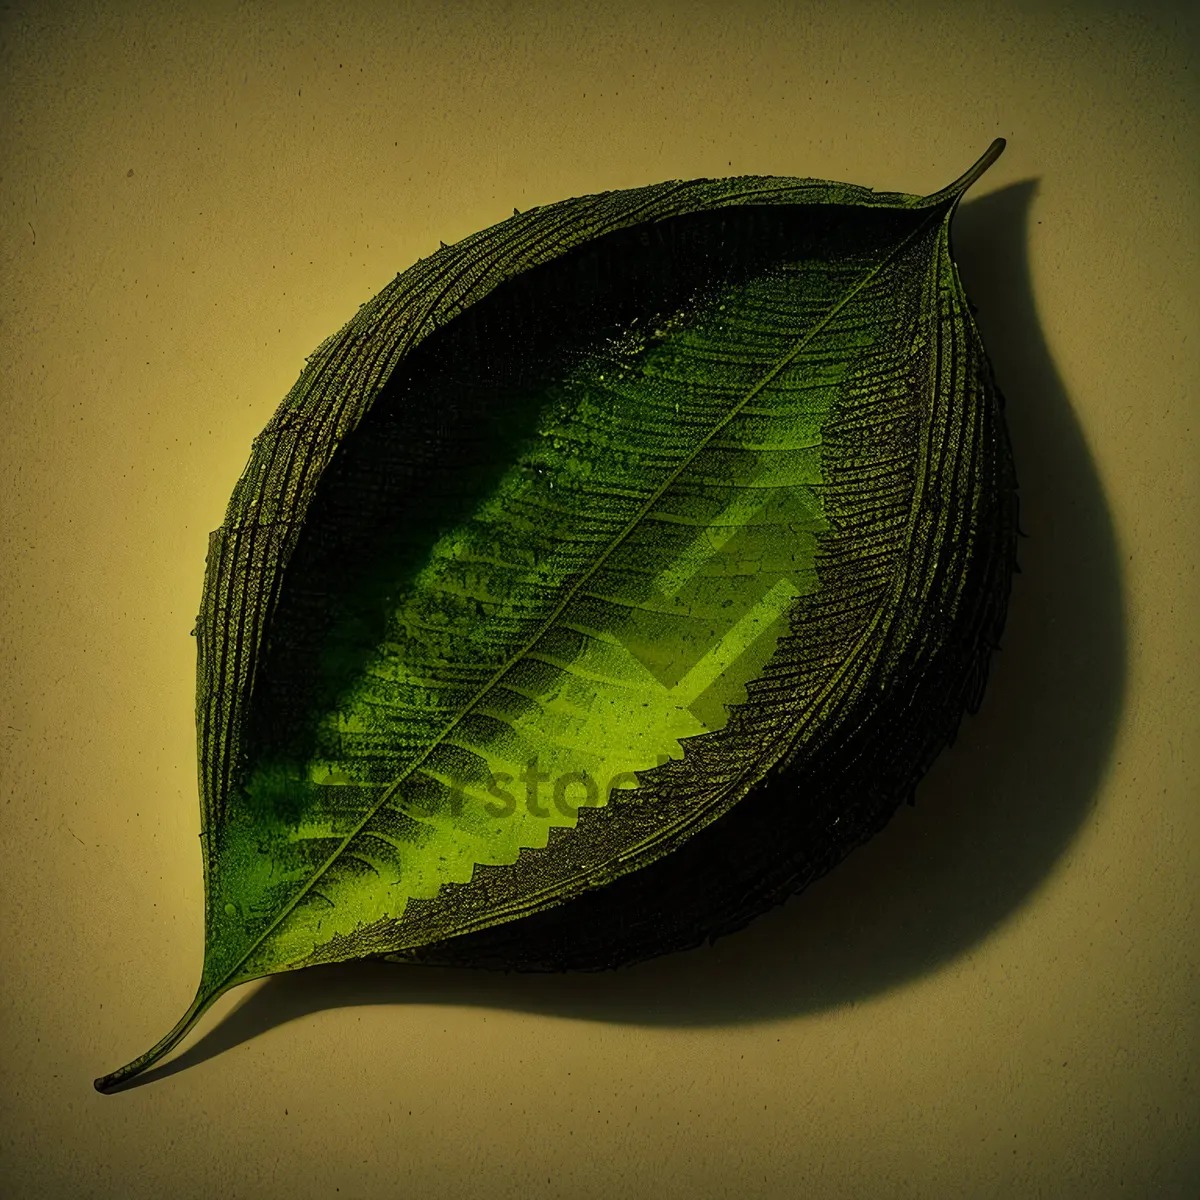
[96, 140, 1016, 1091]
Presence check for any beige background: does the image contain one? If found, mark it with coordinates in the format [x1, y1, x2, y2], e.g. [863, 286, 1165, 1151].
[2, 1, 1197, 1196]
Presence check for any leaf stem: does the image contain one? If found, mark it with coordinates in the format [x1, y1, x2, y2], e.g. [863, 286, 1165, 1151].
[94, 984, 221, 1093]
[923, 138, 1006, 205]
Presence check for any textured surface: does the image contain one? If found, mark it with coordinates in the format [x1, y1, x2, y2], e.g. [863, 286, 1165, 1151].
[95, 145, 1016, 1089]
[2, 0, 1196, 1195]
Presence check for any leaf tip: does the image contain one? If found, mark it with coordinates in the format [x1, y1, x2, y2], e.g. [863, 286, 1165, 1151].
[926, 138, 1007, 205]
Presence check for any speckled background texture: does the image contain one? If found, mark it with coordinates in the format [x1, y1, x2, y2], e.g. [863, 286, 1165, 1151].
[2, 1, 1196, 1196]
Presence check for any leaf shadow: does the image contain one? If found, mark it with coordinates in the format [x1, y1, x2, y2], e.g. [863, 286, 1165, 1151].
[123, 179, 1125, 1089]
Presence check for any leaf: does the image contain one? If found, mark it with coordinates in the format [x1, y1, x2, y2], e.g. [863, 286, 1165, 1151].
[96, 140, 1017, 1091]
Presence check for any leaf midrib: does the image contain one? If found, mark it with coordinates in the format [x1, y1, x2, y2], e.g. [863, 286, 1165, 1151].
[214, 199, 953, 993]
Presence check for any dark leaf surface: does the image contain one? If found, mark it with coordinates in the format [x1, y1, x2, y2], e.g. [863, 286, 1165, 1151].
[97, 140, 1016, 1091]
